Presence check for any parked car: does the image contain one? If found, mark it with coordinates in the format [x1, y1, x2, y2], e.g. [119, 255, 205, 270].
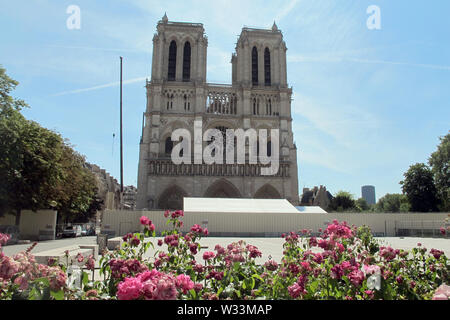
[80, 224, 96, 236]
[81, 225, 88, 237]
[62, 225, 82, 238]
[0, 225, 20, 245]
[85, 225, 96, 236]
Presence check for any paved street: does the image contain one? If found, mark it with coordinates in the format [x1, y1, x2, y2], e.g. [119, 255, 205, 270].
[1, 236, 97, 257]
[2, 236, 449, 265]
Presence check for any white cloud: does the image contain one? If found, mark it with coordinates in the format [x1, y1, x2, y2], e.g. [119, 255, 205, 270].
[288, 54, 450, 72]
[50, 76, 148, 96]
[274, 0, 302, 24]
[292, 93, 380, 149]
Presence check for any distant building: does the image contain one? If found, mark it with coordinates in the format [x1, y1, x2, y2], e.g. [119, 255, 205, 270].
[361, 185, 376, 205]
[300, 185, 333, 211]
[123, 186, 137, 210]
[84, 163, 121, 210]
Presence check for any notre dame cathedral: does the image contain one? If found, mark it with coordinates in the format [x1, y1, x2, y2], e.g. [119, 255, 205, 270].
[136, 14, 299, 210]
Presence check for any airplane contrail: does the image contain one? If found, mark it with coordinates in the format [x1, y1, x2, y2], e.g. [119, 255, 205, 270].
[50, 77, 148, 97]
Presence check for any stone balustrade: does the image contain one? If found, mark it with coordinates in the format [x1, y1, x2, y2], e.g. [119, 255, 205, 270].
[148, 159, 290, 177]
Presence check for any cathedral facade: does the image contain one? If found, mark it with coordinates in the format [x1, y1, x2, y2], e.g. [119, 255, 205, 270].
[136, 14, 299, 210]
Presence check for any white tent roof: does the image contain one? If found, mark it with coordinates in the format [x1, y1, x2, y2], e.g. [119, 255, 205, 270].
[184, 198, 299, 214]
[295, 206, 328, 214]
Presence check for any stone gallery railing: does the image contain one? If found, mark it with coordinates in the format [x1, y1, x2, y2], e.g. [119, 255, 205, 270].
[148, 159, 290, 177]
[205, 85, 238, 115]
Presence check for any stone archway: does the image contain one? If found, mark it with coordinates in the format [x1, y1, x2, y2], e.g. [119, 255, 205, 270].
[254, 184, 281, 199]
[157, 185, 188, 210]
[204, 179, 242, 198]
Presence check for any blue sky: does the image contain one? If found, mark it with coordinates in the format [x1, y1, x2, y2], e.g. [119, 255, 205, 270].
[1, 0, 449, 201]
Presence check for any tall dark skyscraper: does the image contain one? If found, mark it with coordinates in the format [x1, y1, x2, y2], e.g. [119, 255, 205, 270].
[361, 185, 376, 205]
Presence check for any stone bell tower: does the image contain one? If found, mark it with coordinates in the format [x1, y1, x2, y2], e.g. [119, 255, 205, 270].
[150, 13, 208, 84]
[232, 22, 288, 88]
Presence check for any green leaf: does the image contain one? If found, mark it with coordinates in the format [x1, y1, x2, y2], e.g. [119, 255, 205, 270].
[250, 277, 256, 290]
[82, 272, 89, 286]
[252, 274, 264, 282]
[50, 290, 65, 300]
[29, 287, 42, 300]
[34, 277, 50, 287]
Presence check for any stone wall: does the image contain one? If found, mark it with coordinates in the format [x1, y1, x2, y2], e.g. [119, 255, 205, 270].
[0, 210, 57, 240]
[102, 209, 449, 238]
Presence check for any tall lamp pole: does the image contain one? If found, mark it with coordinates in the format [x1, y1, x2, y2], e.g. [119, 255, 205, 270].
[120, 57, 124, 195]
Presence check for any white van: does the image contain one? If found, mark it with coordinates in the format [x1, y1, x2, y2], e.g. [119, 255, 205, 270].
[62, 225, 82, 238]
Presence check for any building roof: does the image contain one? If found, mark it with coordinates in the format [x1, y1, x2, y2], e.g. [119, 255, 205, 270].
[295, 206, 328, 214]
[184, 198, 299, 214]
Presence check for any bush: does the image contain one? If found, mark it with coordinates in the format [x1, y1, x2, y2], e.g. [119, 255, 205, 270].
[0, 212, 448, 300]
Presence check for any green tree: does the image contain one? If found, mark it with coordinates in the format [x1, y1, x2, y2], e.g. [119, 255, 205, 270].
[355, 198, 370, 212]
[328, 191, 356, 212]
[0, 66, 102, 225]
[55, 144, 103, 223]
[0, 66, 28, 112]
[428, 132, 450, 211]
[400, 163, 439, 212]
[0, 102, 66, 225]
[376, 193, 410, 213]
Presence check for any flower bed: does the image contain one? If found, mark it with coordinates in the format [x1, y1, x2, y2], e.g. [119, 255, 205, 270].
[0, 211, 448, 300]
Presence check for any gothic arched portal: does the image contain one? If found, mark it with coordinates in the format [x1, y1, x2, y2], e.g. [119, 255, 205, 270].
[204, 179, 241, 198]
[157, 185, 187, 210]
[254, 184, 281, 199]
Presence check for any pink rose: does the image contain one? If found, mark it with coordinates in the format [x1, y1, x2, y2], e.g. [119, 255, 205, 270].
[140, 216, 150, 226]
[154, 276, 178, 300]
[203, 251, 215, 261]
[432, 284, 450, 300]
[288, 282, 305, 299]
[363, 264, 381, 275]
[176, 274, 194, 294]
[117, 277, 143, 300]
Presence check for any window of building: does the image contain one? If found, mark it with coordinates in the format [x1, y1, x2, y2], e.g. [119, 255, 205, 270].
[252, 46, 258, 85]
[183, 42, 191, 81]
[257, 140, 272, 157]
[184, 94, 190, 111]
[264, 48, 271, 86]
[166, 93, 174, 110]
[168, 40, 177, 81]
[165, 137, 173, 155]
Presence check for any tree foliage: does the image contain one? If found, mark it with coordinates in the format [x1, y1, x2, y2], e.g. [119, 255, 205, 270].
[0, 66, 28, 112]
[0, 66, 101, 225]
[428, 132, 450, 211]
[376, 193, 410, 213]
[400, 163, 439, 212]
[0, 111, 66, 224]
[328, 191, 356, 212]
[355, 198, 370, 212]
[55, 144, 103, 223]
